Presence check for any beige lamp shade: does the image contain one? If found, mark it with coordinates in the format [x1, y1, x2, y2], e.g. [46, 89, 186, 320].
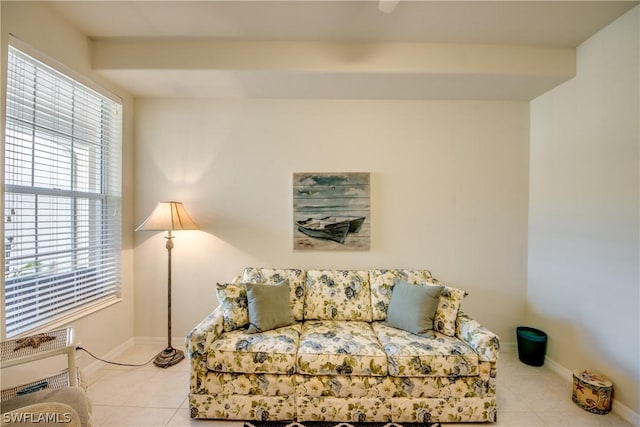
[136, 201, 199, 231]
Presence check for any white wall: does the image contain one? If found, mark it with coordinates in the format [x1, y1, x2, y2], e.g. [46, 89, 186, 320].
[0, 2, 136, 376]
[528, 6, 639, 417]
[134, 99, 529, 343]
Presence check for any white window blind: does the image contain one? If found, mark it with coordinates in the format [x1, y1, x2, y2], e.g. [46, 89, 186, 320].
[4, 44, 122, 337]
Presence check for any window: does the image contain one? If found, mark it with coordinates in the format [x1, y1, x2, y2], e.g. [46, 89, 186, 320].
[3, 43, 122, 337]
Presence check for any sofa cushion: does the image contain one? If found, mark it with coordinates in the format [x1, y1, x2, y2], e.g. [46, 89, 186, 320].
[369, 269, 436, 321]
[207, 323, 301, 374]
[215, 282, 249, 332]
[297, 320, 387, 376]
[434, 285, 467, 337]
[246, 279, 295, 333]
[304, 270, 372, 321]
[242, 268, 306, 321]
[385, 279, 442, 334]
[372, 322, 478, 377]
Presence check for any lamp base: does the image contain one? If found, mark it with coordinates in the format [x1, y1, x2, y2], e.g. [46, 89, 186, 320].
[154, 347, 185, 368]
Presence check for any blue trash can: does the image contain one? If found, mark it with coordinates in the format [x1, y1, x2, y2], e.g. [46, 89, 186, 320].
[516, 326, 547, 367]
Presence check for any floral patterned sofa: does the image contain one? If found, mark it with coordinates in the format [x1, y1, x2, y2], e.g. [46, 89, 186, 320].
[186, 268, 499, 423]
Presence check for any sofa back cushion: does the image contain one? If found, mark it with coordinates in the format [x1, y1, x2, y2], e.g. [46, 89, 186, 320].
[242, 268, 306, 321]
[304, 270, 372, 321]
[369, 269, 436, 321]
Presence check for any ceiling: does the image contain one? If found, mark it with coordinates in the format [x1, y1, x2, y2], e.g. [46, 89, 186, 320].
[52, 1, 637, 46]
[48, 1, 638, 100]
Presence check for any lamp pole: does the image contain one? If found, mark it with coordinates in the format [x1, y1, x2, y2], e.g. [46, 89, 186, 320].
[166, 230, 174, 352]
[154, 230, 184, 368]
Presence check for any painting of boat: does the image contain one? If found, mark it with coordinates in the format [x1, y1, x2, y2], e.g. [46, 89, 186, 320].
[293, 173, 370, 251]
[297, 218, 350, 244]
[297, 216, 366, 244]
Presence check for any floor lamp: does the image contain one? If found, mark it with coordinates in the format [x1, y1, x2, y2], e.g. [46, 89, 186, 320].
[136, 201, 199, 368]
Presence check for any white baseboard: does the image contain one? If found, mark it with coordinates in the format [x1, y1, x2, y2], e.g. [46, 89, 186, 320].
[612, 401, 640, 427]
[611, 399, 640, 426]
[500, 341, 517, 353]
[544, 355, 639, 426]
[134, 336, 186, 349]
[543, 354, 573, 381]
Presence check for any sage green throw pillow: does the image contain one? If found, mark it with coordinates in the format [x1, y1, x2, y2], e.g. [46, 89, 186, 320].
[246, 279, 295, 333]
[385, 279, 443, 335]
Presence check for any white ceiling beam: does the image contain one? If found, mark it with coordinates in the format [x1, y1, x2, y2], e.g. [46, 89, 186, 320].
[92, 39, 575, 78]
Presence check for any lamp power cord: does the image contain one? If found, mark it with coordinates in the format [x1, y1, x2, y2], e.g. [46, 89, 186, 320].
[75, 346, 157, 367]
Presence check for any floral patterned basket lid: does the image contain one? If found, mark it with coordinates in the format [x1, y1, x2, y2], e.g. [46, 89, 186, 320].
[573, 369, 612, 387]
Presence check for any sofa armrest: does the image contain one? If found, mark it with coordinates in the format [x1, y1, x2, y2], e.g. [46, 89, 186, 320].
[186, 306, 224, 358]
[456, 311, 500, 362]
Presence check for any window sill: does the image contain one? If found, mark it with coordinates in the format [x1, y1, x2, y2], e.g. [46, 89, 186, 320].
[9, 296, 123, 339]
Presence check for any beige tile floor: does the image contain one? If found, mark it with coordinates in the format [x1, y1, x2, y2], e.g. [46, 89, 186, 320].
[85, 345, 631, 427]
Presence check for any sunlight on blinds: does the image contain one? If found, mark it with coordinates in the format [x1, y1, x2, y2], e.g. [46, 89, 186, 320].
[4, 45, 122, 337]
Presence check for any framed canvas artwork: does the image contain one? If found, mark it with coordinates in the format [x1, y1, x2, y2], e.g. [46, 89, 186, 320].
[293, 172, 370, 251]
